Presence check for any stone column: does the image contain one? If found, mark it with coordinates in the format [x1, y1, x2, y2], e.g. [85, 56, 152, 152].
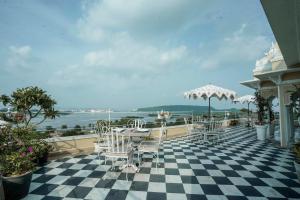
[278, 85, 289, 147]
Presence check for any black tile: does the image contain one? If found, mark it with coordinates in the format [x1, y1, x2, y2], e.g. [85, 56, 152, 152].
[95, 179, 116, 188]
[189, 159, 201, 164]
[281, 172, 298, 179]
[88, 171, 106, 178]
[82, 164, 98, 171]
[229, 165, 246, 170]
[164, 158, 176, 163]
[193, 169, 209, 176]
[41, 196, 63, 200]
[244, 178, 268, 186]
[78, 159, 93, 164]
[139, 167, 151, 174]
[212, 177, 233, 185]
[212, 160, 226, 164]
[147, 192, 166, 200]
[32, 175, 56, 183]
[149, 174, 165, 182]
[34, 167, 52, 174]
[59, 169, 78, 176]
[165, 168, 179, 175]
[181, 176, 199, 184]
[152, 162, 164, 168]
[256, 165, 275, 171]
[177, 163, 191, 169]
[118, 173, 135, 181]
[200, 184, 223, 195]
[57, 163, 73, 169]
[166, 183, 185, 193]
[62, 177, 84, 186]
[202, 164, 218, 170]
[226, 196, 248, 200]
[278, 178, 300, 187]
[250, 171, 272, 178]
[273, 187, 300, 198]
[66, 186, 91, 199]
[221, 170, 241, 177]
[236, 186, 263, 197]
[105, 189, 128, 200]
[186, 194, 207, 200]
[31, 184, 58, 195]
[130, 181, 149, 191]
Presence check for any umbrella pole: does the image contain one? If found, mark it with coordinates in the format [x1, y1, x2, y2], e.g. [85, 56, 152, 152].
[208, 97, 211, 121]
[247, 102, 250, 127]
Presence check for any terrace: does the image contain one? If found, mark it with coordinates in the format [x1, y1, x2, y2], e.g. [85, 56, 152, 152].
[23, 126, 300, 200]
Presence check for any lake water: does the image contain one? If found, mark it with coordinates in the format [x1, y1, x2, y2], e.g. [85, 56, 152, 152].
[32, 111, 192, 130]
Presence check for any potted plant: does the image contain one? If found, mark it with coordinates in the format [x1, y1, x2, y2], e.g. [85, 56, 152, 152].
[293, 142, 300, 182]
[254, 91, 268, 140]
[30, 140, 53, 166]
[266, 101, 275, 139]
[290, 85, 300, 125]
[0, 126, 36, 200]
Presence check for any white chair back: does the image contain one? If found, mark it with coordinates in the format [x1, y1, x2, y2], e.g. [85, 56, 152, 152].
[109, 130, 129, 154]
[95, 120, 112, 150]
[127, 119, 146, 128]
[184, 117, 193, 135]
[158, 124, 167, 144]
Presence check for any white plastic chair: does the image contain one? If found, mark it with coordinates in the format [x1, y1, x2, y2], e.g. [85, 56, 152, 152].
[104, 129, 133, 181]
[94, 121, 112, 162]
[137, 124, 166, 169]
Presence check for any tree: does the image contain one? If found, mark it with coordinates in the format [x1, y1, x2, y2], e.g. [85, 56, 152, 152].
[254, 91, 267, 125]
[0, 86, 59, 127]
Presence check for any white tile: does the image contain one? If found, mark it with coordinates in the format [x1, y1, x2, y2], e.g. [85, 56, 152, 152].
[45, 168, 65, 175]
[22, 194, 44, 200]
[176, 159, 189, 164]
[228, 177, 251, 186]
[165, 163, 178, 169]
[95, 165, 111, 171]
[126, 191, 147, 200]
[179, 169, 195, 176]
[165, 175, 182, 183]
[260, 178, 286, 187]
[196, 176, 216, 184]
[207, 170, 225, 177]
[47, 175, 70, 184]
[167, 193, 187, 200]
[73, 170, 93, 177]
[47, 185, 75, 197]
[150, 168, 165, 175]
[78, 178, 99, 187]
[206, 195, 228, 200]
[29, 182, 43, 192]
[133, 173, 150, 182]
[254, 186, 285, 198]
[219, 185, 243, 196]
[102, 171, 121, 179]
[46, 162, 63, 168]
[216, 164, 232, 170]
[190, 164, 205, 169]
[85, 188, 110, 200]
[201, 159, 214, 164]
[148, 182, 166, 192]
[65, 158, 81, 163]
[236, 170, 256, 178]
[69, 163, 86, 170]
[112, 180, 132, 190]
[183, 184, 203, 194]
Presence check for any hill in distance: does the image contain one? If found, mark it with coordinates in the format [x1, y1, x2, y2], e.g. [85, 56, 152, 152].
[137, 105, 239, 113]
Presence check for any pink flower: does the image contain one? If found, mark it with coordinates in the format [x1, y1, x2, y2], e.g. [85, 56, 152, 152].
[28, 146, 33, 153]
[21, 152, 26, 157]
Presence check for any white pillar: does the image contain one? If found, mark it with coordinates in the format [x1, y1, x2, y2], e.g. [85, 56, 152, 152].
[278, 85, 289, 147]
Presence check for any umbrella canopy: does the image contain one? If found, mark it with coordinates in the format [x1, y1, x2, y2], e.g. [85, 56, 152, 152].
[233, 95, 255, 127]
[233, 95, 255, 104]
[184, 84, 236, 119]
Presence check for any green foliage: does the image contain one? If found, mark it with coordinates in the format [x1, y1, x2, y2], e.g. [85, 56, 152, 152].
[0, 86, 59, 127]
[294, 142, 300, 163]
[229, 120, 239, 126]
[290, 85, 300, 118]
[61, 124, 68, 129]
[254, 91, 268, 125]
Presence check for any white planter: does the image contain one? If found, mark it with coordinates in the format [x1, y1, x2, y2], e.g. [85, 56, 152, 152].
[298, 117, 300, 126]
[294, 161, 300, 182]
[256, 125, 267, 140]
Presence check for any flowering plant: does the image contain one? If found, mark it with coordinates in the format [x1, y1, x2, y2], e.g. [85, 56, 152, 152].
[157, 110, 171, 120]
[0, 126, 36, 177]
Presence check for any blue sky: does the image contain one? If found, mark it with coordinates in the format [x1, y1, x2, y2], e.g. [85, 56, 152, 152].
[0, 0, 275, 110]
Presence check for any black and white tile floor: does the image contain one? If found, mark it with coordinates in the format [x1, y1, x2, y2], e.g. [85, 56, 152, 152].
[24, 127, 300, 200]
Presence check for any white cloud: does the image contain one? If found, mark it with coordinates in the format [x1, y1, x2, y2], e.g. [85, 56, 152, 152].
[7, 45, 32, 70]
[199, 24, 270, 70]
[77, 0, 216, 42]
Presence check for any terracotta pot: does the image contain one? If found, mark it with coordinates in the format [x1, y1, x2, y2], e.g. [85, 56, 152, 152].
[2, 171, 32, 200]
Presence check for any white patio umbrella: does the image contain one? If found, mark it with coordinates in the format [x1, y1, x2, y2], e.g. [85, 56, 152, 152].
[233, 95, 255, 126]
[184, 84, 236, 119]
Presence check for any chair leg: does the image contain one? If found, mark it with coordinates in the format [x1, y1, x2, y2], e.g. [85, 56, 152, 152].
[156, 151, 159, 169]
[126, 158, 128, 181]
[138, 151, 140, 168]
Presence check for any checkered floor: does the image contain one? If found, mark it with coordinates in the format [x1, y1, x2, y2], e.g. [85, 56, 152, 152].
[24, 127, 300, 200]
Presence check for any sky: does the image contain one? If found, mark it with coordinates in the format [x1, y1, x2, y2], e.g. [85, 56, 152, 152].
[0, 0, 275, 111]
